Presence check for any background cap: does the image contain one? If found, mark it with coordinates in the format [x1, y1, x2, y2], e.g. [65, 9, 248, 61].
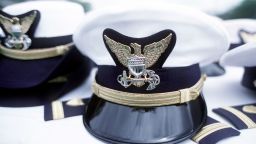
[3, 1, 85, 37]
[220, 42, 256, 67]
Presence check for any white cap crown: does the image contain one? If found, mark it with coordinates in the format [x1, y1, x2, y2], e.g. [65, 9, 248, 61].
[3, 1, 85, 37]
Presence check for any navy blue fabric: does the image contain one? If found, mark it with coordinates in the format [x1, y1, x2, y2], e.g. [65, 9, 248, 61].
[192, 117, 240, 144]
[96, 64, 201, 93]
[0, 36, 75, 88]
[0, 57, 93, 107]
[44, 98, 90, 121]
[229, 43, 243, 50]
[235, 104, 256, 121]
[199, 126, 240, 144]
[213, 103, 256, 130]
[242, 67, 256, 91]
[213, 108, 247, 129]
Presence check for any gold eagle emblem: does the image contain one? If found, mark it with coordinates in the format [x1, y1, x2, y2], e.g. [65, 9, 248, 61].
[0, 11, 38, 50]
[104, 33, 172, 90]
[104, 33, 172, 68]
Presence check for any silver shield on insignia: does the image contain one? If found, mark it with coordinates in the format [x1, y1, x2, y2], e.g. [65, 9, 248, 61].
[117, 55, 160, 91]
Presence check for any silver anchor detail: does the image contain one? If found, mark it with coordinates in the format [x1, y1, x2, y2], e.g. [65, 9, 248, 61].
[117, 55, 160, 90]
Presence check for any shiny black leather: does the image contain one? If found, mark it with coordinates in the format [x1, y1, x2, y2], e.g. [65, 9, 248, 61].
[83, 94, 207, 144]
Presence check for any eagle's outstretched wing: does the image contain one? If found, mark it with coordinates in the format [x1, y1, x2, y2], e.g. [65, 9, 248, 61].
[104, 35, 132, 67]
[20, 11, 37, 34]
[0, 14, 13, 34]
[143, 33, 172, 68]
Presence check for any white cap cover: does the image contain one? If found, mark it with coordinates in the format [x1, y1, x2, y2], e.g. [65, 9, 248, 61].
[73, 2, 229, 67]
[220, 42, 256, 67]
[3, 1, 85, 37]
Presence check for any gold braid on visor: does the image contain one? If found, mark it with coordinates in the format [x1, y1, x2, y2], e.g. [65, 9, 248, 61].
[0, 43, 73, 60]
[92, 75, 207, 107]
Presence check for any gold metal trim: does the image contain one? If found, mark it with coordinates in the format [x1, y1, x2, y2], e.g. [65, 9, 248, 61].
[51, 101, 64, 120]
[223, 107, 256, 128]
[192, 123, 230, 142]
[0, 43, 73, 60]
[242, 105, 256, 114]
[92, 75, 206, 107]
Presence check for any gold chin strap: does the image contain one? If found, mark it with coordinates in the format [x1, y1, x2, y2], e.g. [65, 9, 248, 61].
[92, 75, 206, 107]
[0, 43, 73, 60]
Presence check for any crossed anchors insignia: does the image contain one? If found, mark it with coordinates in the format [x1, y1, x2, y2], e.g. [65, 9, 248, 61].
[0, 11, 37, 50]
[104, 33, 172, 90]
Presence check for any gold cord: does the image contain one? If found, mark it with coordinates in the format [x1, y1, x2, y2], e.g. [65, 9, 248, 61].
[92, 75, 206, 107]
[0, 43, 73, 60]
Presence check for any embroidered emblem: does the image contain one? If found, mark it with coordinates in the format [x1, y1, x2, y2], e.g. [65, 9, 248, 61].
[242, 105, 256, 114]
[104, 33, 172, 90]
[0, 11, 37, 50]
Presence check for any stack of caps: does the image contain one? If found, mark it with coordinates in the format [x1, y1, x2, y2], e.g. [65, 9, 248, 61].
[0, 1, 94, 107]
[221, 19, 256, 91]
[74, 2, 229, 144]
[201, 19, 256, 77]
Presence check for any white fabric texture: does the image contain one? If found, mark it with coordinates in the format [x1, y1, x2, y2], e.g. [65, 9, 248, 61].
[3, 1, 85, 37]
[86, 0, 242, 15]
[224, 19, 256, 44]
[73, 2, 229, 67]
[220, 42, 256, 67]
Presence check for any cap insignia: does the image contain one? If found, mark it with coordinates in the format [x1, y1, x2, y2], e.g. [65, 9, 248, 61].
[0, 11, 37, 50]
[104, 33, 172, 90]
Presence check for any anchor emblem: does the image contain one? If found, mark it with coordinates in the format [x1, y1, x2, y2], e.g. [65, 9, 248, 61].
[0, 11, 38, 50]
[104, 33, 172, 90]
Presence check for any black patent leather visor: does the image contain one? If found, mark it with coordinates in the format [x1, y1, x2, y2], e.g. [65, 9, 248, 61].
[84, 94, 207, 144]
